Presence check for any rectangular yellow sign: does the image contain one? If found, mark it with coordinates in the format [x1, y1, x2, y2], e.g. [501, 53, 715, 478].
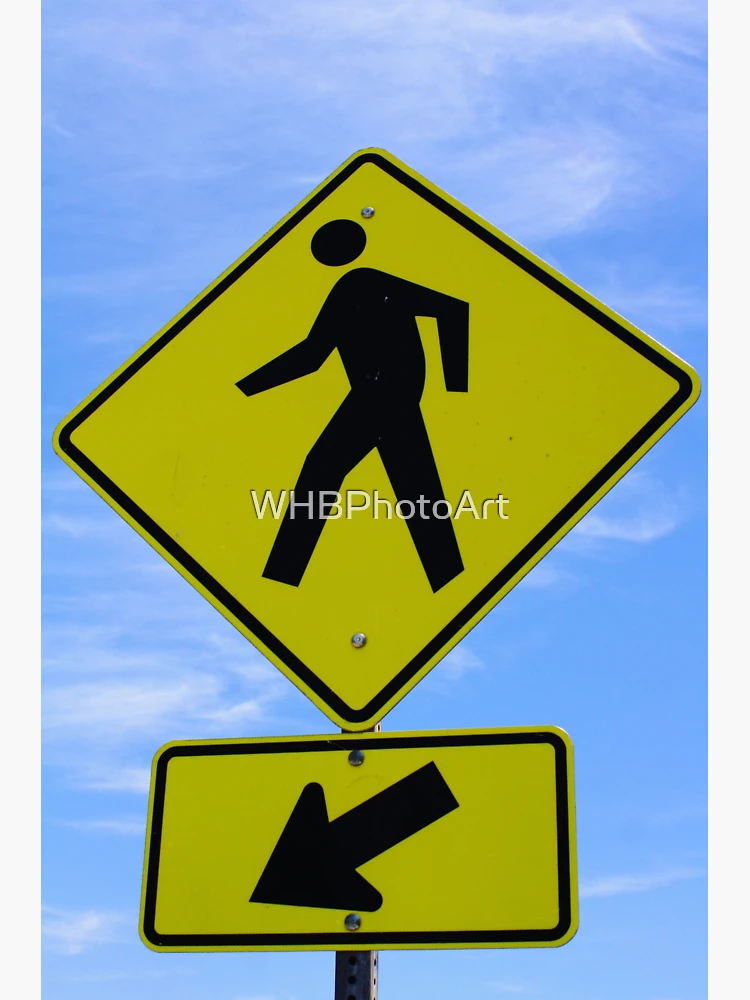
[140, 727, 577, 951]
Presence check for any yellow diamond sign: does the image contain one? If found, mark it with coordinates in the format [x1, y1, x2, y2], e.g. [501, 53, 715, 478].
[140, 727, 577, 951]
[54, 148, 700, 730]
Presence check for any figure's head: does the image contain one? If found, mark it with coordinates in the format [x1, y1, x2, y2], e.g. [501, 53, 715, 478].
[311, 219, 366, 266]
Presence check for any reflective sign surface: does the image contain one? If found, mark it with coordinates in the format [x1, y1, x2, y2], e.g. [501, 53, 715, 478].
[140, 727, 577, 951]
[54, 149, 700, 729]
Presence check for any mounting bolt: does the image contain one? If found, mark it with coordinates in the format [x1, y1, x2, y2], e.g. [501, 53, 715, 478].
[351, 633, 367, 648]
[348, 748, 365, 767]
[360, 207, 375, 219]
[344, 913, 361, 931]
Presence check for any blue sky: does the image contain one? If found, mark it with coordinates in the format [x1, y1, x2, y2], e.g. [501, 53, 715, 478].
[41, 2, 706, 998]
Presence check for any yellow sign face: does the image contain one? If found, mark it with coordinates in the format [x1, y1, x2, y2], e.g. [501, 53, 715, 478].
[54, 148, 700, 730]
[140, 727, 577, 951]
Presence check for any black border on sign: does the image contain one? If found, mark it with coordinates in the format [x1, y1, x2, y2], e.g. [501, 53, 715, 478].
[57, 152, 696, 726]
[141, 731, 574, 948]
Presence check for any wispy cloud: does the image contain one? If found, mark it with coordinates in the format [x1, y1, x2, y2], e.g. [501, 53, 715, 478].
[573, 509, 679, 543]
[42, 513, 124, 540]
[565, 470, 689, 552]
[44, 674, 221, 736]
[45, 1, 665, 116]
[42, 488, 296, 788]
[42, 0, 706, 315]
[587, 276, 707, 334]
[42, 473, 89, 494]
[423, 643, 485, 693]
[56, 815, 146, 836]
[42, 905, 130, 955]
[448, 126, 635, 241]
[439, 645, 485, 681]
[517, 471, 689, 587]
[518, 562, 575, 590]
[580, 866, 704, 898]
[43, 655, 291, 754]
[75, 767, 152, 795]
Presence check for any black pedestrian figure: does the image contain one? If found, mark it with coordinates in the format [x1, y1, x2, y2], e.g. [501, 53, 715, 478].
[236, 218, 469, 592]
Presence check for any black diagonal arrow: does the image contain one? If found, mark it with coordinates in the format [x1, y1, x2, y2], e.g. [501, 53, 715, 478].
[249, 761, 459, 912]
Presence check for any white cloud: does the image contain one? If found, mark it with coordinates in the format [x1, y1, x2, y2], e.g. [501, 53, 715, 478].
[573, 509, 679, 543]
[43, 236, 241, 301]
[43, 674, 222, 737]
[46, 2, 663, 99]
[42, 507, 296, 788]
[43, 494, 294, 751]
[440, 645, 485, 680]
[43, 633, 169, 675]
[56, 815, 146, 836]
[587, 276, 707, 334]
[452, 127, 633, 241]
[75, 767, 151, 794]
[41, 0, 705, 276]
[42, 474, 88, 494]
[580, 866, 704, 898]
[518, 562, 574, 589]
[42, 513, 122, 539]
[43, 662, 290, 744]
[199, 697, 275, 727]
[518, 472, 689, 582]
[423, 644, 485, 692]
[565, 470, 688, 550]
[42, 905, 130, 955]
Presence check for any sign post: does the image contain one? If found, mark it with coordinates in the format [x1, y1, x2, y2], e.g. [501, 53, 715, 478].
[334, 721, 381, 1000]
[335, 950, 378, 1000]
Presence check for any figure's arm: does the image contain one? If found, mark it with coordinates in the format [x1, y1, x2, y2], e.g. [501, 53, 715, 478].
[236, 308, 336, 397]
[435, 296, 469, 392]
[401, 280, 469, 392]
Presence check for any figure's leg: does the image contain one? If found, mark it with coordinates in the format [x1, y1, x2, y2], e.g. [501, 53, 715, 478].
[378, 408, 464, 592]
[263, 394, 375, 586]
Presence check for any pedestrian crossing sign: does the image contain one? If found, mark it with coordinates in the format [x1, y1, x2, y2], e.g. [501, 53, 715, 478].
[53, 147, 700, 731]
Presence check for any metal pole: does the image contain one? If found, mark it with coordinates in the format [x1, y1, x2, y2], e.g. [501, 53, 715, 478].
[334, 950, 378, 1000]
[334, 722, 381, 1000]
